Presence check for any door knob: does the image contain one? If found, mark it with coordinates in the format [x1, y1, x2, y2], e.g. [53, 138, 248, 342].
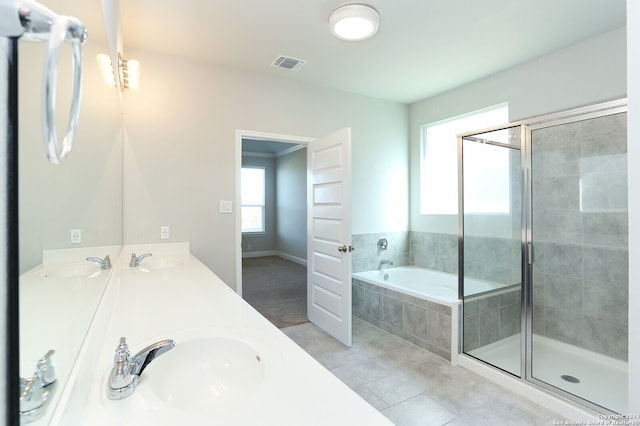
[338, 245, 355, 253]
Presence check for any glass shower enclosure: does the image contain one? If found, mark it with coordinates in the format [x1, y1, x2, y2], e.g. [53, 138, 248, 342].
[458, 99, 628, 414]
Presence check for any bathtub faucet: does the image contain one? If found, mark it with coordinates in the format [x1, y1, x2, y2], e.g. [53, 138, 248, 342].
[378, 259, 394, 270]
[107, 337, 175, 400]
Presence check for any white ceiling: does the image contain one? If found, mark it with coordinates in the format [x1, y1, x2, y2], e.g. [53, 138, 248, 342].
[55, 0, 625, 105]
[117, 0, 626, 104]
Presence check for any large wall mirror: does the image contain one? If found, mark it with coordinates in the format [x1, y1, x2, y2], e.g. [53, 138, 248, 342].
[17, 0, 122, 420]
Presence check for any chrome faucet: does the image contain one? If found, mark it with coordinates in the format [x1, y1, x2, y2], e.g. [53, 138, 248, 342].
[19, 350, 56, 423]
[107, 337, 175, 400]
[86, 255, 111, 269]
[129, 252, 152, 267]
[377, 259, 394, 270]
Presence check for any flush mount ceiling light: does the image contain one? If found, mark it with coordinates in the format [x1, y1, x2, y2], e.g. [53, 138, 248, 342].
[329, 4, 379, 41]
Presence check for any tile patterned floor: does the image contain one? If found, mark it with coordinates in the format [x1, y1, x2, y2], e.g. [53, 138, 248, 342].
[282, 318, 565, 425]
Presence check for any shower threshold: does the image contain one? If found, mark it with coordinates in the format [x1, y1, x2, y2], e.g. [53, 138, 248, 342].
[468, 334, 628, 414]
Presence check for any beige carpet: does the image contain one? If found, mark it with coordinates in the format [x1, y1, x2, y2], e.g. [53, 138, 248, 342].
[242, 256, 308, 328]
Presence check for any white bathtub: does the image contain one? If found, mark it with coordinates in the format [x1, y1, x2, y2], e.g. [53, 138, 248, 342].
[352, 266, 509, 305]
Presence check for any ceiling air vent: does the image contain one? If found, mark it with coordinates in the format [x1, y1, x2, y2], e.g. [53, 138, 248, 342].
[271, 55, 307, 71]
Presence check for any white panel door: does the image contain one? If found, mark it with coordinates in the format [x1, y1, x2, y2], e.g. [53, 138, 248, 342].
[307, 128, 352, 347]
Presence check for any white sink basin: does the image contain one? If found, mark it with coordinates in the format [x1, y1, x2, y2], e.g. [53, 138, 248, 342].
[139, 257, 188, 272]
[143, 336, 266, 410]
[40, 263, 102, 279]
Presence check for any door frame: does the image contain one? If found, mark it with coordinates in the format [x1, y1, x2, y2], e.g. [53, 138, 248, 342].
[234, 129, 313, 297]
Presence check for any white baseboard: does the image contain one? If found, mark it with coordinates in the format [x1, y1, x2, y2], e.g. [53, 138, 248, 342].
[241, 250, 307, 266]
[277, 252, 307, 266]
[242, 250, 277, 258]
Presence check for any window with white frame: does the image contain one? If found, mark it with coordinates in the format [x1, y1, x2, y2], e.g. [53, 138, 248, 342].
[420, 104, 509, 215]
[241, 167, 266, 233]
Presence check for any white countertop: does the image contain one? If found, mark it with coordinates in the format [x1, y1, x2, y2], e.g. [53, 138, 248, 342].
[52, 243, 392, 425]
[20, 245, 120, 426]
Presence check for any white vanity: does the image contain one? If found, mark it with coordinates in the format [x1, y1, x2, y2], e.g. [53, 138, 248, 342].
[24, 242, 391, 425]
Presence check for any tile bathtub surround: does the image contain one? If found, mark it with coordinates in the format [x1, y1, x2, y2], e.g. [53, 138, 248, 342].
[351, 231, 459, 276]
[282, 319, 564, 425]
[351, 231, 517, 360]
[409, 231, 521, 285]
[409, 231, 458, 275]
[351, 232, 410, 273]
[352, 278, 453, 360]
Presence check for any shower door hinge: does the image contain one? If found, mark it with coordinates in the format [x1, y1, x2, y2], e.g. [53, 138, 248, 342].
[527, 243, 534, 265]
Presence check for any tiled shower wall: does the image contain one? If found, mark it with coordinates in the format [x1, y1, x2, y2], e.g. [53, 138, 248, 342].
[531, 112, 628, 361]
[463, 287, 521, 351]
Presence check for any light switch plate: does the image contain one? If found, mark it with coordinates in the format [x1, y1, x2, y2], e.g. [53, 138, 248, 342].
[219, 200, 232, 214]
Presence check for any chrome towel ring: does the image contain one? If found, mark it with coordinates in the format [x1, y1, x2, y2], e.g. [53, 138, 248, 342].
[41, 14, 86, 164]
[13, 0, 87, 164]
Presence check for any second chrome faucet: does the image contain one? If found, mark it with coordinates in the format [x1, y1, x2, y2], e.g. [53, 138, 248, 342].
[86, 255, 111, 269]
[129, 252, 152, 268]
[20, 350, 56, 423]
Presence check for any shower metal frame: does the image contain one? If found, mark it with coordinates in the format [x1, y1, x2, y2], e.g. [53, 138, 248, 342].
[457, 97, 628, 415]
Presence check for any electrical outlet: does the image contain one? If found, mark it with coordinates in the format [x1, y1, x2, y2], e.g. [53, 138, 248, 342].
[160, 226, 170, 240]
[219, 200, 232, 214]
[71, 229, 81, 244]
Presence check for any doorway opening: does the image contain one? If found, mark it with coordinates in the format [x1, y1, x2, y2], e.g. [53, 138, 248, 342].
[235, 128, 354, 345]
[235, 130, 311, 328]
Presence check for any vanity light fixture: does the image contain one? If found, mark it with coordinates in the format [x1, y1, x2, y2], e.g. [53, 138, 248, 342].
[96, 54, 115, 87]
[96, 53, 141, 91]
[118, 53, 141, 91]
[329, 4, 380, 41]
